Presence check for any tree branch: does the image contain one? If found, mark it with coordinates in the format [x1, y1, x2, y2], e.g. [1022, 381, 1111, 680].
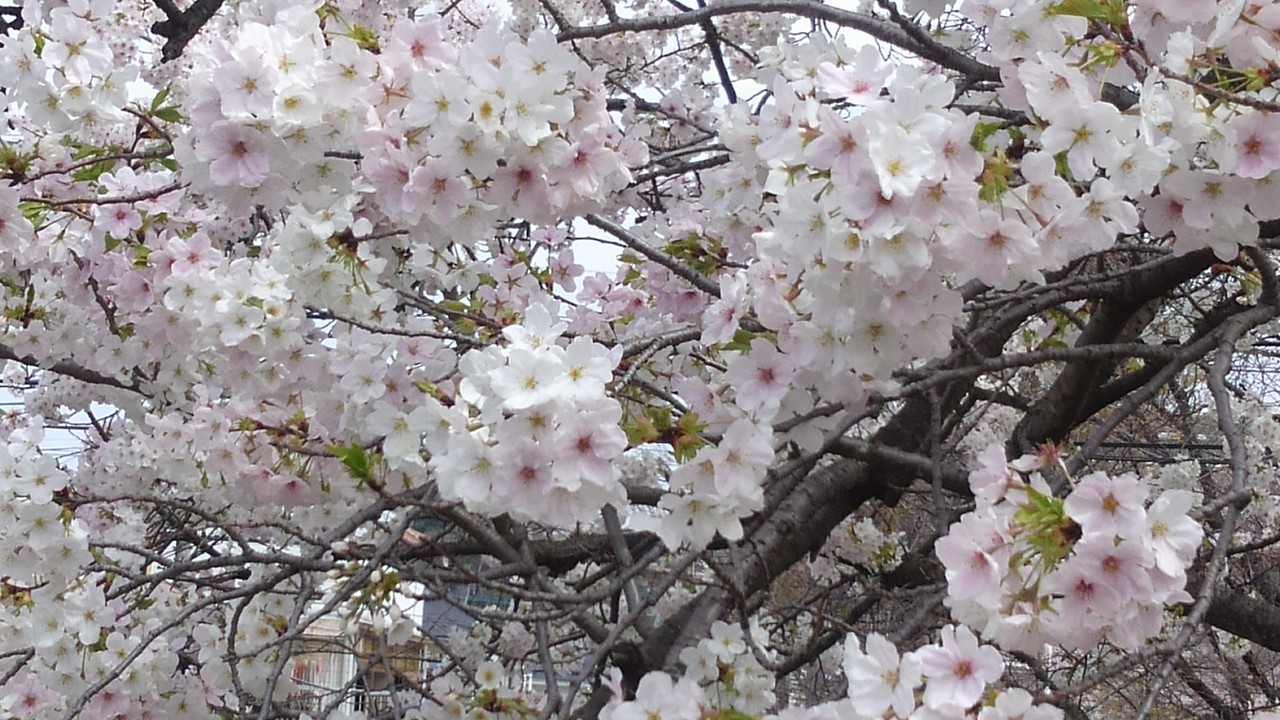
[557, 0, 1000, 84]
[151, 0, 227, 62]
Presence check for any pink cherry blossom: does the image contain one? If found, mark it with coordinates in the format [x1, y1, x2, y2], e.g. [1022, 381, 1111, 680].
[843, 633, 921, 718]
[95, 204, 142, 240]
[1038, 101, 1129, 180]
[607, 673, 704, 720]
[555, 408, 627, 482]
[1071, 536, 1155, 601]
[490, 347, 566, 410]
[701, 271, 750, 346]
[201, 121, 272, 187]
[1145, 490, 1203, 577]
[4, 673, 61, 719]
[815, 44, 891, 105]
[1043, 555, 1125, 629]
[0, 1, 1271, 716]
[978, 689, 1064, 720]
[935, 510, 1006, 606]
[1063, 471, 1148, 539]
[724, 338, 797, 416]
[917, 625, 1003, 708]
[1231, 111, 1280, 178]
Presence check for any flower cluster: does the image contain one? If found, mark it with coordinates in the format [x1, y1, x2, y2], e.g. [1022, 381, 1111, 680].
[605, 620, 776, 720]
[968, 0, 1280, 262]
[180, 7, 644, 250]
[843, 626, 1014, 719]
[431, 304, 628, 527]
[5, 0, 1280, 715]
[680, 620, 778, 714]
[708, 62, 977, 391]
[603, 672, 706, 720]
[809, 517, 905, 584]
[0, 418, 228, 719]
[614, 623, 1059, 720]
[630, 415, 775, 550]
[938, 445, 1204, 654]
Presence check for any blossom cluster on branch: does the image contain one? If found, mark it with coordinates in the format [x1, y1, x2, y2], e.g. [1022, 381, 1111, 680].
[3, 0, 1280, 718]
[939, 445, 1203, 654]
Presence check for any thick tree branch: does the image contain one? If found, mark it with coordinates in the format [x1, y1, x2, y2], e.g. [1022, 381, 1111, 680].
[1008, 250, 1217, 454]
[0, 342, 141, 392]
[151, 0, 227, 62]
[557, 0, 1000, 83]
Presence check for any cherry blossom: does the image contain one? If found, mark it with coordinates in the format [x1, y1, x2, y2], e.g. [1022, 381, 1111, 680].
[1063, 471, 1149, 539]
[978, 689, 1064, 720]
[1231, 111, 1280, 179]
[198, 121, 274, 187]
[724, 338, 798, 417]
[816, 44, 890, 105]
[917, 625, 1004, 709]
[605, 673, 705, 720]
[843, 632, 921, 719]
[1, 0, 1278, 717]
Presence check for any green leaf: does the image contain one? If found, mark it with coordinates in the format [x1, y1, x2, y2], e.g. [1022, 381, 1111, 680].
[623, 416, 659, 446]
[329, 444, 373, 484]
[0, 145, 30, 178]
[1048, 0, 1126, 25]
[72, 159, 114, 183]
[132, 243, 152, 267]
[672, 411, 708, 462]
[1087, 40, 1124, 69]
[150, 87, 170, 113]
[709, 709, 758, 720]
[1012, 486, 1079, 571]
[676, 410, 706, 436]
[19, 201, 49, 228]
[348, 24, 380, 52]
[663, 232, 723, 276]
[70, 143, 101, 160]
[1049, 0, 1106, 17]
[721, 328, 755, 353]
[153, 106, 183, 124]
[971, 120, 1002, 152]
[1242, 67, 1271, 93]
[978, 149, 1012, 203]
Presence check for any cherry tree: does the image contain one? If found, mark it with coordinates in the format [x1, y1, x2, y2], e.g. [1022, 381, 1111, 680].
[2, 0, 1280, 717]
